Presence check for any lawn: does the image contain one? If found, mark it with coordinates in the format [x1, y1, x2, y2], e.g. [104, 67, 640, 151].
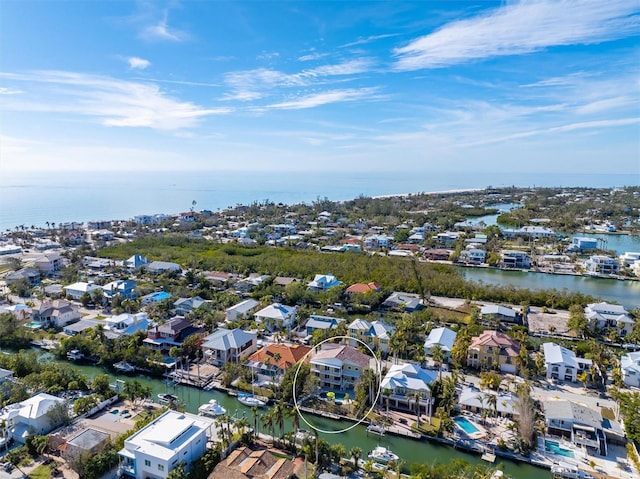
[29, 464, 54, 479]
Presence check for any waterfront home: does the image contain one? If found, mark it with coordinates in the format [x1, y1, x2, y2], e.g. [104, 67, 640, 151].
[63, 319, 102, 336]
[310, 343, 371, 391]
[201, 328, 257, 366]
[63, 281, 101, 300]
[585, 255, 620, 276]
[424, 327, 457, 359]
[174, 296, 208, 315]
[103, 312, 152, 336]
[584, 302, 635, 337]
[146, 261, 182, 274]
[210, 446, 297, 479]
[364, 234, 392, 249]
[380, 363, 436, 416]
[0, 303, 31, 321]
[347, 318, 394, 353]
[502, 226, 556, 239]
[307, 273, 342, 292]
[246, 343, 311, 384]
[6, 267, 41, 287]
[140, 291, 172, 306]
[382, 292, 425, 312]
[500, 250, 531, 269]
[143, 317, 206, 354]
[345, 282, 382, 295]
[542, 342, 592, 382]
[304, 314, 344, 336]
[34, 299, 81, 328]
[422, 248, 453, 261]
[102, 279, 137, 301]
[124, 254, 149, 269]
[620, 351, 640, 388]
[480, 305, 520, 325]
[619, 251, 640, 267]
[225, 298, 260, 322]
[569, 237, 598, 252]
[459, 248, 486, 265]
[254, 303, 297, 332]
[118, 410, 214, 479]
[467, 330, 520, 373]
[458, 386, 519, 419]
[434, 232, 461, 247]
[543, 399, 623, 456]
[34, 253, 61, 275]
[0, 393, 65, 443]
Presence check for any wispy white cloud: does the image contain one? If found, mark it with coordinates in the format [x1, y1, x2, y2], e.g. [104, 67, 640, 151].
[267, 87, 380, 110]
[0, 71, 230, 130]
[257, 52, 280, 61]
[298, 52, 329, 61]
[127, 56, 151, 70]
[394, 0, 640, 70]
[341, 33, 400, 48]
[141, 11, 186, 42]
[0, 87, 23, 95]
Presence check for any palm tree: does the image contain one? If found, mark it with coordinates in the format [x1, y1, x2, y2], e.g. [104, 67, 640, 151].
[261, 410, 275, 443]
[251, 406, 259, 440]
[430, 344, 446, 380]
[273, 400, 286, 441]
[412, 391, 422, 430]
[349, 446, 362, 468]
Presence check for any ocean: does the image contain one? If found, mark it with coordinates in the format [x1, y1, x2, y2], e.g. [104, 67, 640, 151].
[0, 170, 635, 232]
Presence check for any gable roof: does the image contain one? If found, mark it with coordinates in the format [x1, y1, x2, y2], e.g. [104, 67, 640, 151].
[424, 327, 457, 352]
[203, 328, 256, 350]
[543, 342, 591, 368]
[255, 303, 297, 320]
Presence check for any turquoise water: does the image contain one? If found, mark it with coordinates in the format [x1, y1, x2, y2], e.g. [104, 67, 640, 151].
[454, 416, 481, 434]
[545, 440, 575, 458]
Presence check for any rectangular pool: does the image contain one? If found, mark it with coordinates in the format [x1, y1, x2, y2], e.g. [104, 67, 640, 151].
[545, 440, 575, 458]
[454, 416, 480, 435]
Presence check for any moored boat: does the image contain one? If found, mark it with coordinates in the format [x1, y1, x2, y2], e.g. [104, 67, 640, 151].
[368, 446, 399, 464]
[157, 393, 179, 404]
[67, 349, 84, 361]
[366, 423, 386, 436]
[237, 393, 267, 407]
[198, 399, 227, 417]
[550, 463, 595, 479]
[114, 361, 136, 373]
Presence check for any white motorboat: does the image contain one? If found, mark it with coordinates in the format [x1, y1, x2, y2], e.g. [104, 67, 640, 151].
[366, 424, 386, 436]
[67, 349, 84, 361]
[114, 361, 136, 373]
[157, 393, 179, 404]
[368, 446, 399, 464]
[198, 399, 227, 417]
[551, 463, 595, 479]
[237, 393, 267, 408]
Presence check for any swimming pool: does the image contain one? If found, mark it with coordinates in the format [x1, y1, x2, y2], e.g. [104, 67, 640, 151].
[545, 440, 575, 458]
[454, 416, 481, 435]
[321, 391, 349, 401]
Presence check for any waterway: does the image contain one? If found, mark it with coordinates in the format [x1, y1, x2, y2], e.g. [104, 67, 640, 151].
[459, 267, 640, 310]
[44, 355, 548, 478]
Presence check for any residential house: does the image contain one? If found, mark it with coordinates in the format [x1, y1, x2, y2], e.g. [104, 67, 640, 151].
[0, 393, 66, 443]
[467, 330, 520, 373]
[500, 250, 531, 269]
[6, 268, 40, 287]
[204, 271, 235, 284]
[254, 303, 297, 332]
[620, 351, 640, 388]
[423, 327, 457, 359]
[103, 312, 152, 336]
[102, 279, 137, 301]
[382, 292, 424, 312]
[34, 299, 81, 328]
[141, 291, 172, 306]
[502, 226, 556, 239]
[143, 317, 206, 353]
[584, 302, 635, 336]
[380, 363, 436, 416]
[310, 344, 371, 391]
[63, 281, 101, 300]
[273, 276, 297, 287]
[34, 253, 61, 276]
[202, 328, 257, 366]
[307, 274, 342, 292]
[64, 319, 102, 336]
[543, 399, 618, 456]
[345, 282, 381, 295]
[619, 251, 640, 267]
[458, 386, 519, 419]
[119, 410, 214, 479]
[480, 305, 520, 325]
[364, 234, 392, 249]
[585, 255, 619, 276]
[124, 254, 149, 269]
[434, 232, 460, 247]
[225, 299, 260, 322]
[0, 303, 31, 321]
[65, 429, 111, 460]
[304, 315, 344, 336]
[209, 446, 297, 479]
[234, 274, 270, 292]
[459, 248, 486, 265]
[246, 344, 311, 383]
[542, 342, 592, 382]
[347, 319, 394, 353]
[422, 249, 452, 261]
[569, 237, 598, 252]
[174, 296, 208, 316]
[146, 261, 182, 274]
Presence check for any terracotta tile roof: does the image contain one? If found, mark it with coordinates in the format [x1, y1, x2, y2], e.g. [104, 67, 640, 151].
[247, 344, 311, 370]
[208, 446, 295, 479]
[345, 282, 381, 294]
[311, 344, 371, 368]
[469, 330, 520, 356]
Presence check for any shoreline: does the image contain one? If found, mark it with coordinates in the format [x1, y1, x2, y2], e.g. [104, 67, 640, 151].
[370, 188, 484, 200]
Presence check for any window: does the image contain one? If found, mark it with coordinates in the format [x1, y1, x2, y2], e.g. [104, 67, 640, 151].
[144, 460, 151, 467]
[158, 464, 165, 471]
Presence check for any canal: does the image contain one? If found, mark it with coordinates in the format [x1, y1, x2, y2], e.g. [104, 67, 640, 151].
[46, 356, 549, 478]
[459, 267, 640, 310]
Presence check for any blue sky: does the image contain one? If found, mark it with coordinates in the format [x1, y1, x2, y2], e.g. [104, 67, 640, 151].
[0, 0, 638, 173]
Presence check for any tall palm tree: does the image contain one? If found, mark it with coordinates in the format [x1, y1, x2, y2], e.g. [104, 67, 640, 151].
[412, 391, 422, 430]
[273, 400, 286, 441]
[261, 410, 275, 443]
[251, 406, 259, 440]
[349, 446, 362, 468]
[430, 344, 446, 380]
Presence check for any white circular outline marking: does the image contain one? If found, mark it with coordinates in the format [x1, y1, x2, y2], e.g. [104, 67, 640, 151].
[292, 335, 382, 434]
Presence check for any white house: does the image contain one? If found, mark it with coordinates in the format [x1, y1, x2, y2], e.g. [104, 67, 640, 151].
[585, 255, 619, 276]
[307, 274, 342, 292]
[542, 342, 592, 382]
[118, 410, 214, 479]
[34, 299, 81, 328]
[63, 281, 101, 300]
[380, 363, 436, 416]
[584, 302, 635, 336]
[0, 393, 66, 443]
[424, 327, 457, 359]
[225, 299, 260, 322]
[621, 351, 640, 388]
[459, 248, 486, 264]
[201, 328, 257, 366]
[254, 303, 297, 332]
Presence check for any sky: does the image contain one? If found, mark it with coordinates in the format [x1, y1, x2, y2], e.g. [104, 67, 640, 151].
[0, 0, 639, 173]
